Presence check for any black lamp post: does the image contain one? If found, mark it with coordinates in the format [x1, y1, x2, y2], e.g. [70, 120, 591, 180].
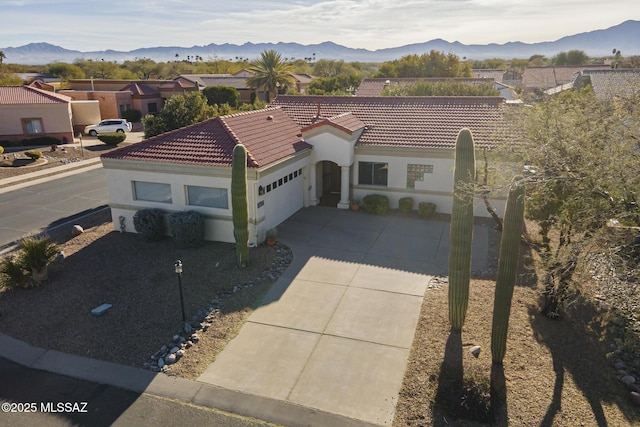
[174, 260, 186, 322]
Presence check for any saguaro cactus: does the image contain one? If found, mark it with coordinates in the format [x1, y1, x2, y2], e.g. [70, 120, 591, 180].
[491, 177, 525, 363]
[231, 143, 250, 268]
[448, 128, 476, 330]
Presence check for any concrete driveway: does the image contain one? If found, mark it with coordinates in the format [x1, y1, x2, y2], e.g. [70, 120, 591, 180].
[198, 207, 490, 426]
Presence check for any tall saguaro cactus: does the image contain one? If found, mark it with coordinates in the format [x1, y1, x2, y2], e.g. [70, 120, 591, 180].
[491, 177, 525, 363]
[448, 128, 476, 330]
[231, 143, 250, 268]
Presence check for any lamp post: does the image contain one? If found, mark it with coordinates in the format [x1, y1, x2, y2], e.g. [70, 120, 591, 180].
[76, 133, 84, 161]
[174, 260, 186, 322]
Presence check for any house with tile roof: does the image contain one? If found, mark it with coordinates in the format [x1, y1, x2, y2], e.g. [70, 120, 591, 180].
[355, 77, 518, 101]
[0, 86, 79, 142]
[101, 95, 508, 245]
[521, 65, 611, 93]
[574, 69, 640, 100]
[61, 79, 197, 120]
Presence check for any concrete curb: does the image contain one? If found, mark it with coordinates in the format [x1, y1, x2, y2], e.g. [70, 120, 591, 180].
[0, 332, 375, 427]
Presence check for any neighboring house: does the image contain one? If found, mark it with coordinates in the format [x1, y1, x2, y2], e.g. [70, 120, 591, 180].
[574, 69, 640, 100]
[472, 69, 506, 83]
[175, 74, 264, 104]
[0, 85, 96, 143]
[521, 65, 610, 93]
[290, 73, 315, 94]
[101, 95, 508, 245]
[354, 77, 500, 97]
[101, 108, 311, 245]
[61, 79, 197, 119]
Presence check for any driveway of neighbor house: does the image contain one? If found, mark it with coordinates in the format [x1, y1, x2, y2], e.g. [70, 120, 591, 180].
[198, 206, 489, 426]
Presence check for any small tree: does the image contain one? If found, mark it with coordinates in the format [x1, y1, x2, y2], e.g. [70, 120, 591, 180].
[203, 86, 239, 108]
[142, 91, 214, 138]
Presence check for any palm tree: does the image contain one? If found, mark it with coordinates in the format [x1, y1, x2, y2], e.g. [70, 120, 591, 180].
[245, 50, 295, 102]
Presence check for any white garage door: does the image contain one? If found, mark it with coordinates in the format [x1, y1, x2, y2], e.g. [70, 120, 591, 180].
[263, 168, 304, 229]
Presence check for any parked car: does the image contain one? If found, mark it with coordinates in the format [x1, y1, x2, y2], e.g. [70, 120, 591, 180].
[84, 119, 132, 136]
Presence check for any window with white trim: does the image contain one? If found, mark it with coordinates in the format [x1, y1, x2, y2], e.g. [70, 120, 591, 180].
[186, 185, 228, 209]
[133, 181, 172, 203]
[358, 162, 388, 186]
[22, 118, 44, 135]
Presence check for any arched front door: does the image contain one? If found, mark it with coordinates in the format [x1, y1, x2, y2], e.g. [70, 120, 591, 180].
[318, 161, 341, 207]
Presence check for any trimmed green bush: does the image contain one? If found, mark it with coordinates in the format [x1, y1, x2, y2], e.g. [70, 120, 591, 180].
[21, 136, 60, 147]
[121, 109, 142, 123]
[24, 150, 42, 160]
[168, 210, 204, 248]
[133, 208, 166, 241]
[418, 202, 437, 218]
[399, 197, 414, 214]
[97, 132, 127, 145]
[363, 194, 389, 215]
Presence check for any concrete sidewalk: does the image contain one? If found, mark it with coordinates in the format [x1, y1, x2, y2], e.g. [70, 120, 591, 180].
[198, 207, 489, 426]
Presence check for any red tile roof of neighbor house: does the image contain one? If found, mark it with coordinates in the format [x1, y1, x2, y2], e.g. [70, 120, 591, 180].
[303, 112, 366, 135]
[120, 82, 159, 96]
[271, 95, 506, 150]
[102, 107, 311, 168]
[355, 78, 493, 97]
[0, 85, 72, 105]
[521, 65, 611, 89]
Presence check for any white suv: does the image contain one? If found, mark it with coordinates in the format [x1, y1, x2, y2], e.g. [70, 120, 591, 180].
[84, 119, 132, 136]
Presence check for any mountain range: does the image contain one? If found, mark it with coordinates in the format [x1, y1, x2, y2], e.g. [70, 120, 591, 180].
[2, 20, 639, 65]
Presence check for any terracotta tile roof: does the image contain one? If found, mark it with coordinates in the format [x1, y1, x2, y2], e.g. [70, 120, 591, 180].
[580, 69, 640, 100]
[271, 95, 506, 150]
[101, 108, 310, 168]
[355, 78, 493, 97]
[158, 80, 195, 90]
[303, 112, 366, 135]
[0, 85, 71, 105]
[120, 82, 159, 96]
[472, 69, 506, 83]
[178, 74, 249, 89]
[521, 65, 610, 90]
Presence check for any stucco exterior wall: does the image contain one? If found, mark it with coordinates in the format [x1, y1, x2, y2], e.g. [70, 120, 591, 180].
[103, 163, 246, 244]
[0, 102, 74, 142]
[351, 148, 506, 218]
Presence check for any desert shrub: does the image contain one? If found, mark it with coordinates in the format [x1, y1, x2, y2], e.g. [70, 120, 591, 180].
[20, 235, 59, 272]
[121, 109, 142, 123]
[133, 208, 166, 241]
[24, 150, 42, 160]
[363, 194, 389, 215]
[0, 256, 29, 288]
[399, 197, 414, 214]
[168, 210, 204, 248]
[0, 146, 4, 154]
[21, 136, 60, 147]
[97, 132, 127, 145]
[419, 202, 437, 218]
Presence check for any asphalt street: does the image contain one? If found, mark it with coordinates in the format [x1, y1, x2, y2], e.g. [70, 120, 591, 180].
[0, 356, 275, 427]
[0, 168, 109, 250]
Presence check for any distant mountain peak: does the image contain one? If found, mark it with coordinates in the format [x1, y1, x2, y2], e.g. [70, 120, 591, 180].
[2, 21, 638, 65]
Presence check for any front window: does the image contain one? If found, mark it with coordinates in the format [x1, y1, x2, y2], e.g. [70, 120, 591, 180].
[407, 164, 434, 189]
[186, 185, 228, 209]
[22, 118, 44, 135]
[358, 162, 388, 186]
[133, 181, 172, 203]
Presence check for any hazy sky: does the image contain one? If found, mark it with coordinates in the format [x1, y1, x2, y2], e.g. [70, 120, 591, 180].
[2, 0, 638, 51]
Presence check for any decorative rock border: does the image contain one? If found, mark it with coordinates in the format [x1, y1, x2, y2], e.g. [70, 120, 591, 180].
[142, 242, 293, 373]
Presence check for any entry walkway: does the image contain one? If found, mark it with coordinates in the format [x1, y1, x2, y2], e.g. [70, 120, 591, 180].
[199, 207, 489, 426]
